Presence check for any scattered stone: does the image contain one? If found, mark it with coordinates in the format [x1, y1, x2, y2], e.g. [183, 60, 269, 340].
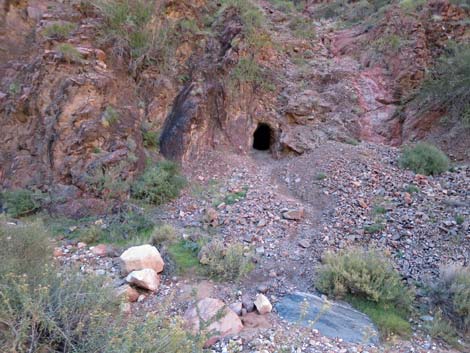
[254, 294, 272, 315]
[125, 269, 160, 291]
[298, 239, 311, 248]
[282, 208, 305, 220]
[119, 244, 164, 275]
[53, 247, 63, 257]
[229, 302, 243, 316]
[184, 298, 243, 347]
[90, 244, 109, 257]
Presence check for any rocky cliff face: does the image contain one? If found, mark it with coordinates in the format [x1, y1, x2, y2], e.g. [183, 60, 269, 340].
[1, 0, 469, 213]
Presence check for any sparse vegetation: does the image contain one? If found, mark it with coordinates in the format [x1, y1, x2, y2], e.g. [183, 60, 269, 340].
[364, 222, 386, 234]
[151, 223, 177, 245]
[131, 160, 186, 205]
[198, 240, 254, 281]
[315, 248, 413, 336]
[415, 43, 470, 127]
[43, 21, 76, 39]
[56, 43, 83, 63]
[168, 239, 202, 273]
[1, 189, 43, 218]
[399, 142, 450, 175]
[429, 265, 470, 334]
[101, 105, 120, 127]
[230, 57, 275, 92]
[142, 129, 160, 149]
[428, 310, 461, 348]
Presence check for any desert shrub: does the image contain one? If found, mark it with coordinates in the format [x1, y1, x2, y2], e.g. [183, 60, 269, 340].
[142, 129, 160, 149]
[399, 142, 450, 175]
[428, 309, 461, 348]
[56, 43, 83, 63]
[43, 21, 76, 39]
[198, 240, 253, 281]
[93, 0, 154, 59]
[105, 210, 155, 244]
[0, 222, 114, 352]
[313, 0, 392, 22]
[315, 248, 413, 337]
[289, 17, 316, 40]
[230, 57, 274, 92]
[131, 160, 186, 205]
[151, 223, 177, 245]
[429, 265, 470, 333]
[315, 248, 413, 309]
[101, 105, 120, 127]
[1, 189, 43, 218]
[399, 0, 427, 12]
[415, 43, 470, 127]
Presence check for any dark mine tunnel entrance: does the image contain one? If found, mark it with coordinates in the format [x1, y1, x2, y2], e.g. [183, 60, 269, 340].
[253, 123, 272, 151]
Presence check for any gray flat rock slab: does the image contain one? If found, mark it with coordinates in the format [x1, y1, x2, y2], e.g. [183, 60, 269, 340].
[276, 291, 379, 345]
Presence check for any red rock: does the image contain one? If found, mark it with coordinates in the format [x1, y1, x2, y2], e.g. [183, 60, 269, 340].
[91, 244, 108, 257]
[53, 247, 63, 257]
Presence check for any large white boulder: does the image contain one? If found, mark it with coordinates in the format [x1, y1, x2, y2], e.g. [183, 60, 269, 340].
[119, 244, 164, 275]
[125, 269, 160, 292]
[184, 298, 243, 347]
[254, 293, 272, 315]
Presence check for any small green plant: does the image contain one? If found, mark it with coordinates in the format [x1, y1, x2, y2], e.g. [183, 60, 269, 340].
[289, 17, 316, 40]
[230, 57, 275, 92]
[364, 222, 386, 234]
[315, 172, 327, 181]
[131, 160, 186, 205]
[43, 21, 76, 39]
[348, 297, 411, 337]
[399, 0, 427, 12]
[142, 129, 160, 149]
[372, 205, 387, 215]
[168, 239, 202, 273]
[8, 82, 20, 95]
[344, 137, 360, 146]
[151, 223, 177, 245]
[56, 43, 83, 63]
[1, 189, 43, 218]
[404, 184, 420, 193]
[101, 105, 120, 127]
[428, 310, 461, 348]
[222, 187, 248, 205]
[198, 240, 253, 281]
[455, 214, 465, 225]
[399, 143, 450, 175]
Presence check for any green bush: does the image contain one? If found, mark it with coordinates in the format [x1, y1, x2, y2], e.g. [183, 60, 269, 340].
[399, 142, 450, 175]
[131, 160, 186, 205]
[43, 21, 76, 39]
[430, 265, 470, 333]
[56, 43, 83, 63]
[315, 248, 413, 309]
[415, 43, 470, 127]
[198, 240, 253, 281]
[93, 0, 154, 60]
[0, 221, 114, 352]
[151, 223, 177, 245]
[315, 249, 413, 337]
[1, 189, 43, 218]
[230, 57, 274, 92]
[168, 239, 202, 273]
[142, 129, 160, 149]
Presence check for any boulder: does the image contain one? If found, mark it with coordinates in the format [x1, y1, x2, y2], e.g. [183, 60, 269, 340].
[119, 244, 164, 275]
[184, 298, 243, 347]
[125, 269, 160, 292]
[254, 294, 272, 315]
[114, 284, 140, 302]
